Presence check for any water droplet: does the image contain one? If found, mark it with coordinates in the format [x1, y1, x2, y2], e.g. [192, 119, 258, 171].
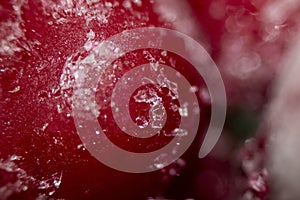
[150, 62, 159, 71]
[87, 29, 95, 40]
[133, 0, 142, 7]
[153, 153, 170, 169]
[123, 0, 132, 9]
[41, 123, 49, 132]
[170, 128, 188, 136]
[179, 103, 188, 117]
[77, 144, 85, 150]
[199, 88, 210, 104]
[10, 155, 22, 161]
[8, 86, 20, 93]
[189, 86, 198, 93]
[161, 50, 167, 57]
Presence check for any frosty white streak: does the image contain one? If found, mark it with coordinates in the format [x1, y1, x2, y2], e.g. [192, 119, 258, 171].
[266, 33, 300, 200]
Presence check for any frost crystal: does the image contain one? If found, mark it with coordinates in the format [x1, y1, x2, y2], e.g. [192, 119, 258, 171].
[0, 155, 63, 198]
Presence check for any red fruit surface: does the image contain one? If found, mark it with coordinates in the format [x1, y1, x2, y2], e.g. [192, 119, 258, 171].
[0, 1, 173, 199]
[0, 1, 217, 199]
[1, 0, 300, 199]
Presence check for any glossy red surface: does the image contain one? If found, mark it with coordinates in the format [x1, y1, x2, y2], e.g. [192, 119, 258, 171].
[1, 0, 300, 199]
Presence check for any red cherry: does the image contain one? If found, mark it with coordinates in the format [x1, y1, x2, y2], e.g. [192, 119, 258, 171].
[2, 0, 300, 199]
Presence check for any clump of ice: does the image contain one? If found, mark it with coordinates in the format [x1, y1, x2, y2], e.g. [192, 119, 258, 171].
[0, 155, 63, 199]
[0, 0, 26, 56]
[41, 0, 117, 25]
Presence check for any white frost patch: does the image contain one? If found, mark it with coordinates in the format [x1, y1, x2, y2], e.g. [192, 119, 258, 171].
[60, 38, 126, 119]
[0, 155, 63, 199]
[84, 30, 96, 51]
[266, 33, 300, 200]
[8, 86, 21, 93]
[0, 0, 27, 56]
[40, 0, 116, 25]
